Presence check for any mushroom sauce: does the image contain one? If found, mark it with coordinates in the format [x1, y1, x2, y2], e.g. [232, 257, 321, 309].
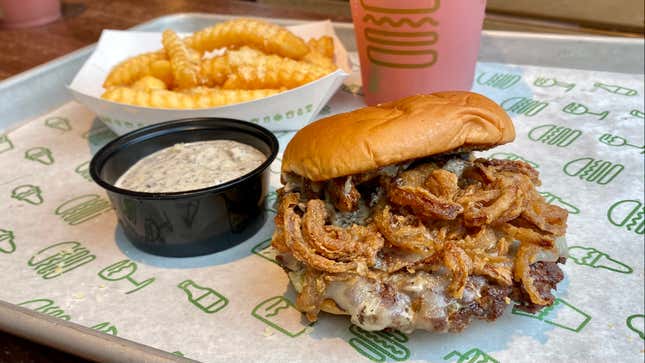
[115, 140, 266, 193]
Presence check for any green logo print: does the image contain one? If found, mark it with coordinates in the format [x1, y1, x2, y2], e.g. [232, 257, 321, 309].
[626, 314, 644, 340]
[539, 192, 580, 214]
[265, 191, 278, 213]
[489, 152, 539, 168]
[476, 72, 521, 89]
[562, 102, 609, 120]
[568, 246, 632, 273]
[11, 184, 44, 205]
[25, 146, 54, 165]
[172, 351, 185, 357]
[501, 96, 548, 117]
[630, 109, 644, 119]
[27, 241, 95, 279]
[91, 322, 118, 336]
[44, 117, 72, 132]
[593, 82, 638, 96]
[533, 77, 575, 92]
[55, 194, 112, 225]
[75, 161, 92, 181]
[607, 199, 644, 235]
[178, 280, 228, 314]
[251, 296, 310, 337]
[563, 157, 623, 185]
[251, 238, 279, 265]
[98, 259, 155, 294]
[0, 228, 16, 254]
[443, 348, 498, 363]
[528, 124, 582, 147]
[0, 134, 14, 154]
[512, 298, 591, 333]
[348, 325, 410, 362]
[83, 125, 117, 147]
[598, 133, 644, 153]
[18, 298, 71, 320]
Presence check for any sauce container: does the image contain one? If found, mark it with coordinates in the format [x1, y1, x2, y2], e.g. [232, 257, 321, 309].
[90, 118, 278, 257]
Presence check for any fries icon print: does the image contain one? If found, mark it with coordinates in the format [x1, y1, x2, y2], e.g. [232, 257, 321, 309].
[251, 296, 310, 337]
[443, 348, 498, 363]
[98, 259, 155, 294]
[360, 0, 439, 68]
[568, 246, 633, 273]
[347, 324, 410, 362]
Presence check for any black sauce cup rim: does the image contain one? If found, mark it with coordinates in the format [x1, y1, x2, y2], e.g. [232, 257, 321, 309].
[90, 117, 279, 200]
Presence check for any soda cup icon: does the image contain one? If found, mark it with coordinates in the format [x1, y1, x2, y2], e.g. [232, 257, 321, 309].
[512, 298, 591, 333]
[251, 296, 309, 337]
[348, 324, 410, 362]
[568, 246, 632, 274]
[528, 124, 582, 147]
[607, 199, 644, 235]
[178, 280, 228, 314]
[563, 157, 624, 185]
[443, 348, 498, 363]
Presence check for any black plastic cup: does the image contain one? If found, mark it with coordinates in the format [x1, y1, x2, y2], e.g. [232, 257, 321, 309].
[90, 118, 279, 257]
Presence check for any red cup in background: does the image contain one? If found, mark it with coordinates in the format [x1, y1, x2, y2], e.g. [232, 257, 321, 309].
[0, 0, 61, 29]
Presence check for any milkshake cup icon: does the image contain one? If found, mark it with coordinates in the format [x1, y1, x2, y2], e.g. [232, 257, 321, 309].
[44, 117, 72, 132]
[11, 184, 44, 205]
[512, 298, 591, 333]
[568, 246, 632, 273]
[0, 229, 16, 254]
[0, 134, 14, 154]
[539, 192, 580, 214]
[626, 314, 644, 340]
[607, 199, 644, 235]
[563, 157, 624, 185]
[251, 296, 309, 337]
[528, 124, 582, 147]
[348, 324, 410, 361]
[178, 279, 228, 314]
[25, 146, 54, 165]
[593, 82, 638, 96]
[443, 348, 498, 363]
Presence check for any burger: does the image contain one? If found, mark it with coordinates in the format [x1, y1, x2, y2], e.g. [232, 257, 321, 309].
[271, 91, 568, 333]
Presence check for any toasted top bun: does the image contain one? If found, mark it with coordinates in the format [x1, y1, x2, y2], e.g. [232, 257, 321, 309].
[282, 91, 515, 181]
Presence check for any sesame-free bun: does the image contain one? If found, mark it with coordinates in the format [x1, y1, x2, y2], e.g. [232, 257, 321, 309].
[282, 91, 515, 181]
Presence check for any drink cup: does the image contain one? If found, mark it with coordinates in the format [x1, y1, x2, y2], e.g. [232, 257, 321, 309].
[350, 0, 487, 105]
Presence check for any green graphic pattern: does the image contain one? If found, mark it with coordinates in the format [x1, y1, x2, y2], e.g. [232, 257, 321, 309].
[18, 298, 71, 320]
[563, 157, 623, 185]
[598, 133, 644, 153]
[562, 102, 609, 120]
[539, 192, 580, 214]
[55, 194, 112, 225]
[501, 96, 549, 116]
[0, 228, 16, 254]
[626, 314, 644, 340]
[11, 184, 44, 205]
[178, 280, 228, 314]
[477, 72, 521, 89]
[91, 322, 118, 336]
[25, 146, 54, 165]
[529, 124, 582, 147]
[27, 241, 96, 279]
[251, 296, 310, 337]
[443, 348, 498, 363]
[533, 77, 575, 92]
[249, 104, 314, 124]
[75, 161, 92, 181]
[607, 199, 644, 235]
[593, 82, 638, 96]
[348, 325, 410, 362]
[98, 259, 155, 294]
[568, 246, 633, 273]
[512, 298, 591, 333]
[0, 134, 14, 154]
[630, 109, 644, 119]
[45, 117, 72, 132]
[251, 238, 280, 265]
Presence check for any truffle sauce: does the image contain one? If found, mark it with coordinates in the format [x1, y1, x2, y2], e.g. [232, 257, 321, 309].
[115, 140, 266, 193]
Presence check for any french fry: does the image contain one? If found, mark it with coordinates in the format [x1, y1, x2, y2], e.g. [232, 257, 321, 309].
[102, 87, 282, 109]
[199, 56, 229, 87]
[202, 47, 331, 90]
[308, 36, 334, 59]
[131, 76, 167, 91]
[149, 60, 174, 87]
[103, 51, 167, 88]
[184, 18, 309, 59]
[162, 29, 202, 89]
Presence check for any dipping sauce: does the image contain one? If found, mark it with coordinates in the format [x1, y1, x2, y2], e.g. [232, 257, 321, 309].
[115, 140, 267, 193]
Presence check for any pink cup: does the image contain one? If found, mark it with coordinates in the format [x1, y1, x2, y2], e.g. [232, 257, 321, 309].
[350, 0, 487, 105]
[0, 0, 61, 29]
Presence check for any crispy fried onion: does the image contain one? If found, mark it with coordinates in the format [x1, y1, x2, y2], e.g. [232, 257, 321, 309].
[471, 158, 540, 185]
[295, 268, 326, 321]
[302, 199, 384, 261]
[373, 205, 436, 253]
[277, 192, 383, 273]
[514, 242, 555, 305]
[389, 185, 464, 220]
[443, 242, 472, 298]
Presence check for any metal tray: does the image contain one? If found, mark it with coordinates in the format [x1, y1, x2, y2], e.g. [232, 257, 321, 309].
[0, 12, 643, 363]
